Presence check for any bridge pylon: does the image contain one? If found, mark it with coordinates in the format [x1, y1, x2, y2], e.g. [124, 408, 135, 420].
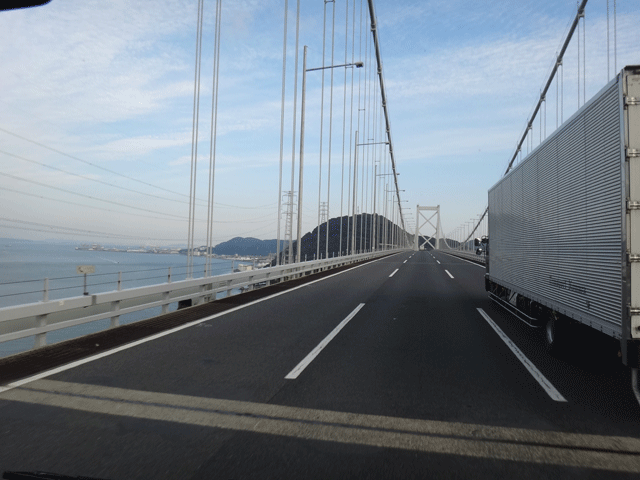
[414, 205, 442, 251]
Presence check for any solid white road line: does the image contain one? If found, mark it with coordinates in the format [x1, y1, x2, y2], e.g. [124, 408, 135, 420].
[285, 303, 366, 379]
[476, 308, 567, 402]
[445, 270, 454, 279]
[389, 268, 399, 277]
[0, 254, 402, 394]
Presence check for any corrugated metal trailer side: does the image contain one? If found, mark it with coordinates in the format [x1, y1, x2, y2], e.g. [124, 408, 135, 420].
[624, 66, 640, 367]
[486, 66, 640, 370]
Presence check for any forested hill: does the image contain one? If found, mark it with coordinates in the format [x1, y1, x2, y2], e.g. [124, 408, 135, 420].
[212, 237, 283, 256]
[180, 237, 284, 256]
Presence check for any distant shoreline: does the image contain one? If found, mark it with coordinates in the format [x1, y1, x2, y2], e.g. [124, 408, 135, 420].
[75, 244, 272, 261]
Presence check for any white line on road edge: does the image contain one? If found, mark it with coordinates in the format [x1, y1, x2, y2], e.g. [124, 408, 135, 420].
[476, 308, 567, 402]
[445, 270, 454, 279]
[285, 303, 366, 379]
[389, 268, 399, 277]
[0, 255, 402, 395]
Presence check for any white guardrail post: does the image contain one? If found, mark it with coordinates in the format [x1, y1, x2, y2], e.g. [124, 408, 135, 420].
[34, 278, 49, 348]
[34, 314, 47, 348]
[111, 272, 122, 328]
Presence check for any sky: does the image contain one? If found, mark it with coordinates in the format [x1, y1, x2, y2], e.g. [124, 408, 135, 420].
[0, 0, 639, 246]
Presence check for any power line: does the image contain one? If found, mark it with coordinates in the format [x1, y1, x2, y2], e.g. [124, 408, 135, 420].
[0, 218, 181, 242]
[215, 202, 278, 210]
[0, 185, 275, 225]
[0, 147, 277, 211]
[0, 126, 205, 204]
[0, 148, 195, 206]
[0, 185, 184, 223]
[0, 217, 274, 244]
[0, 171, 188, 220]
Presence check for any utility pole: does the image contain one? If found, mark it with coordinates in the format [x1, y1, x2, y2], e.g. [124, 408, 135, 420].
[319, 202, 329, 258]
[282, 191, 296, 264]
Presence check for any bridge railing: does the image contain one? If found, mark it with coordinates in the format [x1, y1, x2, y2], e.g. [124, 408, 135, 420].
[0, 249, 404, 353]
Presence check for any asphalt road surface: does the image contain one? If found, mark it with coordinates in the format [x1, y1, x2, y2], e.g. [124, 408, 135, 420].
[1, 250, 639, 479]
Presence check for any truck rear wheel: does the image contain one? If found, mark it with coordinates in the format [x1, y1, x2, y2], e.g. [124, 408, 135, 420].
[545, 316, 567, 356]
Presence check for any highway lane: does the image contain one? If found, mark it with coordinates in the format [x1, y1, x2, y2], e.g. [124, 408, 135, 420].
[434, 251, 640, 433]
[270, 250, 571, 426]
[0, 252, 411, 477]
[1, 250, 639, 479]
[37, 252, 409, 401]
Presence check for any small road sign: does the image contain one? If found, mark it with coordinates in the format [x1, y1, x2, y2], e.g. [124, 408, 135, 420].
[76, 265, 95, 295]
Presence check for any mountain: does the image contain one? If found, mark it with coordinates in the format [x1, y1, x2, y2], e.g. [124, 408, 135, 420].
[179, 237, 284, 256]
[180, 229, 458, 259]
[272, 213, 413, 265]
[212, 237, 284, 256]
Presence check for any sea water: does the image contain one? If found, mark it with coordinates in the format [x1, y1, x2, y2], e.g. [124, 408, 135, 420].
[0, 239, 239, 358]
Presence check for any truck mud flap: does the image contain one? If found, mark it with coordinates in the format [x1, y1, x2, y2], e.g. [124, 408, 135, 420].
[621, 338, 640, 368]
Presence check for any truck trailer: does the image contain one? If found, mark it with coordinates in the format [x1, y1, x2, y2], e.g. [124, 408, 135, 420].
[485, 66, 640, 403]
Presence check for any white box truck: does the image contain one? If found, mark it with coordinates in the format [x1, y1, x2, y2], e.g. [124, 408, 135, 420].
[485, 66, 640, 402]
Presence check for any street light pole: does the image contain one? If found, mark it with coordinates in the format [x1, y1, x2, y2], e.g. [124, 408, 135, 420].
[464, 224, 468, 251]
[466, 221, 474, 251]
[351, 131, 358, 255]
[296, 45, 363, 263]
[295, 46, 308, 264]
[372, 164, 377, 251]
[469, 219, 476, 251]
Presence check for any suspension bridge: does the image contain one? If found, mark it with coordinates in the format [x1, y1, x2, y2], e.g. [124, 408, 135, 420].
[0, 0, 639, 478]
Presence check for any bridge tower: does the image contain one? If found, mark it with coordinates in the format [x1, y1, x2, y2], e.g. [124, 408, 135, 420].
[414, 205, 442, 251]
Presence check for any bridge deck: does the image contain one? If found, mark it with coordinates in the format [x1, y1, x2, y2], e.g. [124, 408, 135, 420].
[0, 251, 639, 479]
[0, 256, 388, 384]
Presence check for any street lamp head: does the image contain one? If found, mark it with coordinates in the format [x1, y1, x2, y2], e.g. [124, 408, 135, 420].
[354, 61, 364, 68]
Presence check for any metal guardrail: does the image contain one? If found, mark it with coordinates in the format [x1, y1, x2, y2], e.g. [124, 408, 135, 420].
[0, 249, 403, 351]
